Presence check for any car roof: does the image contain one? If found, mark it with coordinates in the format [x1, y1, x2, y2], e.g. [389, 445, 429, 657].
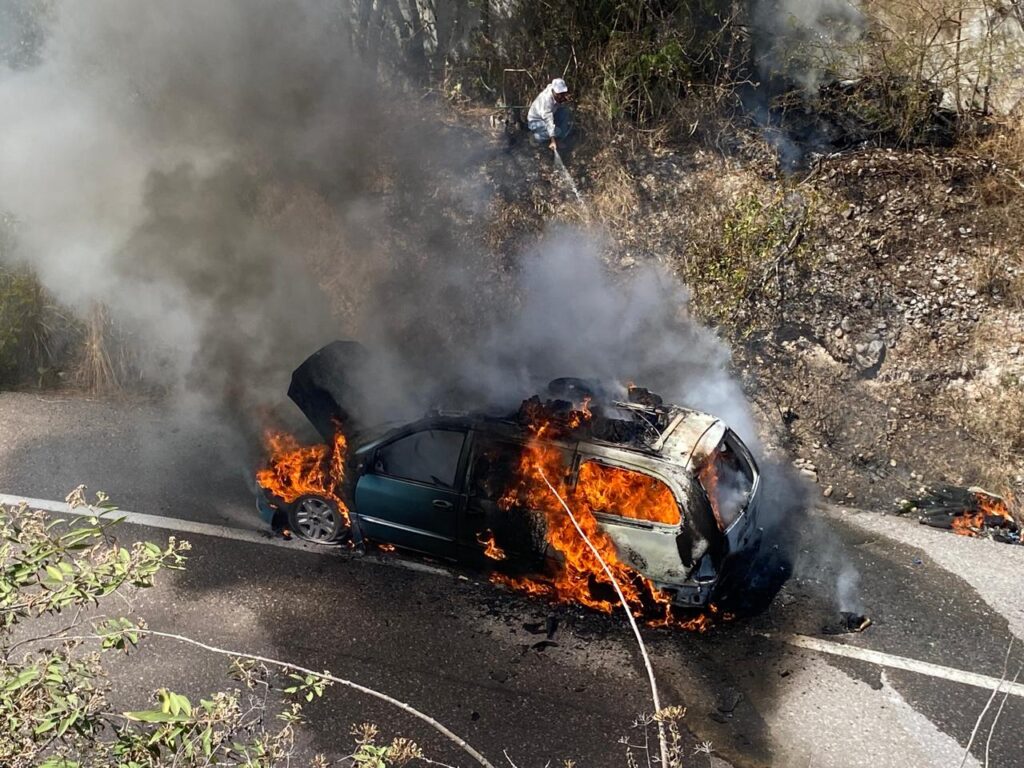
[359, 406, 726, 473]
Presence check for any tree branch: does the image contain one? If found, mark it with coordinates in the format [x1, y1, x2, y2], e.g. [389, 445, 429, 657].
[99, 628, 497, 768]
[4, 607, 84, 659]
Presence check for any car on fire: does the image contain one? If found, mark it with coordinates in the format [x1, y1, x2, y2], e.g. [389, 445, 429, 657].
[256, 342, 766, 609]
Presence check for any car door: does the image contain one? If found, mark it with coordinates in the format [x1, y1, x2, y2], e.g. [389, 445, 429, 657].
[354, 427, 468, 559]
[457, 431, 560, 572]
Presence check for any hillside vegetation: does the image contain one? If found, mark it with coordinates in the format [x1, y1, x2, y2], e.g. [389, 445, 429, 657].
[3, 0, 1023, 503]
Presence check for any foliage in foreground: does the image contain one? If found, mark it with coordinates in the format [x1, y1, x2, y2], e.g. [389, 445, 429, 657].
[0, 489, 430, 767]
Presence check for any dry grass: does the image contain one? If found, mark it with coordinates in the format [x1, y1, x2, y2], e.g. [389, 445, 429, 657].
[971, 246, 1024, 306]
[976, 116, 1024, 172]
[73, 302, 137, 394]
[587, 146, 642, 229]
[958, 383, 1024, 489]
[970, 119, 1024, 307]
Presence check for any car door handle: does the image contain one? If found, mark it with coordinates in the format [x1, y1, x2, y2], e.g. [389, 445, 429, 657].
[432, 499, 453, 510]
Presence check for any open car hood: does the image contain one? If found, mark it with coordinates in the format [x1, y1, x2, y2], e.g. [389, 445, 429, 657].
[288, 341, 378, 442]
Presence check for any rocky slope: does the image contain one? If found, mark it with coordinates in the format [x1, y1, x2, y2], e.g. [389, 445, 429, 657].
[473, 115, 1024, 515]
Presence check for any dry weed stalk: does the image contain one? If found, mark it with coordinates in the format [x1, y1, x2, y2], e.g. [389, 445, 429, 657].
[75, 302, 135, 393]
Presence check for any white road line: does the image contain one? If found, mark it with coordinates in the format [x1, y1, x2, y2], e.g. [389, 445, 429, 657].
[0, 492, 452, 578]
[4, 492, 1021, 699]
[783, 634, 1024, 698]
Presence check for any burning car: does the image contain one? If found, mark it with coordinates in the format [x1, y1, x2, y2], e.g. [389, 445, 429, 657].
[256, 342, 766, 612]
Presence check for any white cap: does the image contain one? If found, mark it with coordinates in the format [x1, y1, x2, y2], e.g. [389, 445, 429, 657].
[551, 78, 568, 94]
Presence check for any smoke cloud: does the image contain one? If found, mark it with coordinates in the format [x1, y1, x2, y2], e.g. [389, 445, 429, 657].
[462, 230, 758, 444]
[0, 0, 758, 450]
[751, 0, 863, 91]
[744, 0, 865, 166]
[0, 0, 489, 435]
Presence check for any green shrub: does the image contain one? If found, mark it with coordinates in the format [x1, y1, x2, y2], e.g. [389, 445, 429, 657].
[689, 189, 815, 331]
[0, 265, 57, 388]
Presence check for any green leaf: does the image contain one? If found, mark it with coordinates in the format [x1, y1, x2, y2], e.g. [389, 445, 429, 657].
[173, 692, 192, 717]
[61, 527, 99, 547]
[5, 666, 40, 691]
[37, 757, 79, 768]
[122, 709, 189, 724]
[56, 712, 77, 737]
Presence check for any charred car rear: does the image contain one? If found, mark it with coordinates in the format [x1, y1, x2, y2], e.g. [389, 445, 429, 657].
[257, 342, 764, 608]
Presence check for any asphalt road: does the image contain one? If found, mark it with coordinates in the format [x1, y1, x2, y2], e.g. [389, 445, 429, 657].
[1, 391, 1022, 767]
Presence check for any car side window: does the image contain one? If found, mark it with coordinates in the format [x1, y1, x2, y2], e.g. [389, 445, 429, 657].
[376, 429, 466, 488]
[576, 460, 681, 525]
[468, 438, 524, 501]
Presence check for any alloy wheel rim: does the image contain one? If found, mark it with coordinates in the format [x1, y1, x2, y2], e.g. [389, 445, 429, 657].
[295, 498, 338, 541]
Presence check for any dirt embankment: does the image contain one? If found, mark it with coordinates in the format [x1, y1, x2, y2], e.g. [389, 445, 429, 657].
[475, 117, 1024, 513]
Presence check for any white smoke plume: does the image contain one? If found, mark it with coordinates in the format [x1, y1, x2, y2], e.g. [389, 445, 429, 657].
[836, 559, 863, 613]
[0, 0, 758, 450]
[463, 230, 758, 445]
[0, 0, 487, 432]
[751, 0, 864, 91]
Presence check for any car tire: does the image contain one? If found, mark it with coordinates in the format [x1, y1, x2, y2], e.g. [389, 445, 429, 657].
[287, 494, 350, 545]
[714, 540, 792, 617]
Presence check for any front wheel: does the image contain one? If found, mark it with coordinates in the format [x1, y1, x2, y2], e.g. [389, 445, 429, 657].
[287, 494, 349, 544]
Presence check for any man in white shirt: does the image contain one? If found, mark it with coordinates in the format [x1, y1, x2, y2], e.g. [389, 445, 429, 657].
[527, 78, 573, 150]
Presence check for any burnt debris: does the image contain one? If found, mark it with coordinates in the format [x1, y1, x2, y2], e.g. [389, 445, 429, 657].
[822, 612, 873, 635]
[904, 485, 1021, 545]
[512, 381, 674, 449]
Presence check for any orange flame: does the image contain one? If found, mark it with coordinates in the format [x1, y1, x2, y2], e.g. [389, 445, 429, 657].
[255, 430, 351, 526]
[951, 490, 1015, 537]
[577, 462, 680, 526]
[476, 530, 508, 561]
[493, 402, 717, 629]
[697, 460, 724, 530]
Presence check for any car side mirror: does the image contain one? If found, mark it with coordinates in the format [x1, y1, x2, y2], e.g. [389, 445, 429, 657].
[374, 458, 386, 473]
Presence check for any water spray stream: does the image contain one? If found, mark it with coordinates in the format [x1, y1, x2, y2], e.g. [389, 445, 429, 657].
[537, 467, 669, 768]
[553, 148, 585, 207]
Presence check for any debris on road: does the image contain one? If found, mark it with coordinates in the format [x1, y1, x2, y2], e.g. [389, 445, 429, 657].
[903, 485, 1021, 544]
[822, 612, 872, 634]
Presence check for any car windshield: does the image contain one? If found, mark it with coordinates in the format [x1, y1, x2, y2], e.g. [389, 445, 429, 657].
[696, 433, 753, 530]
